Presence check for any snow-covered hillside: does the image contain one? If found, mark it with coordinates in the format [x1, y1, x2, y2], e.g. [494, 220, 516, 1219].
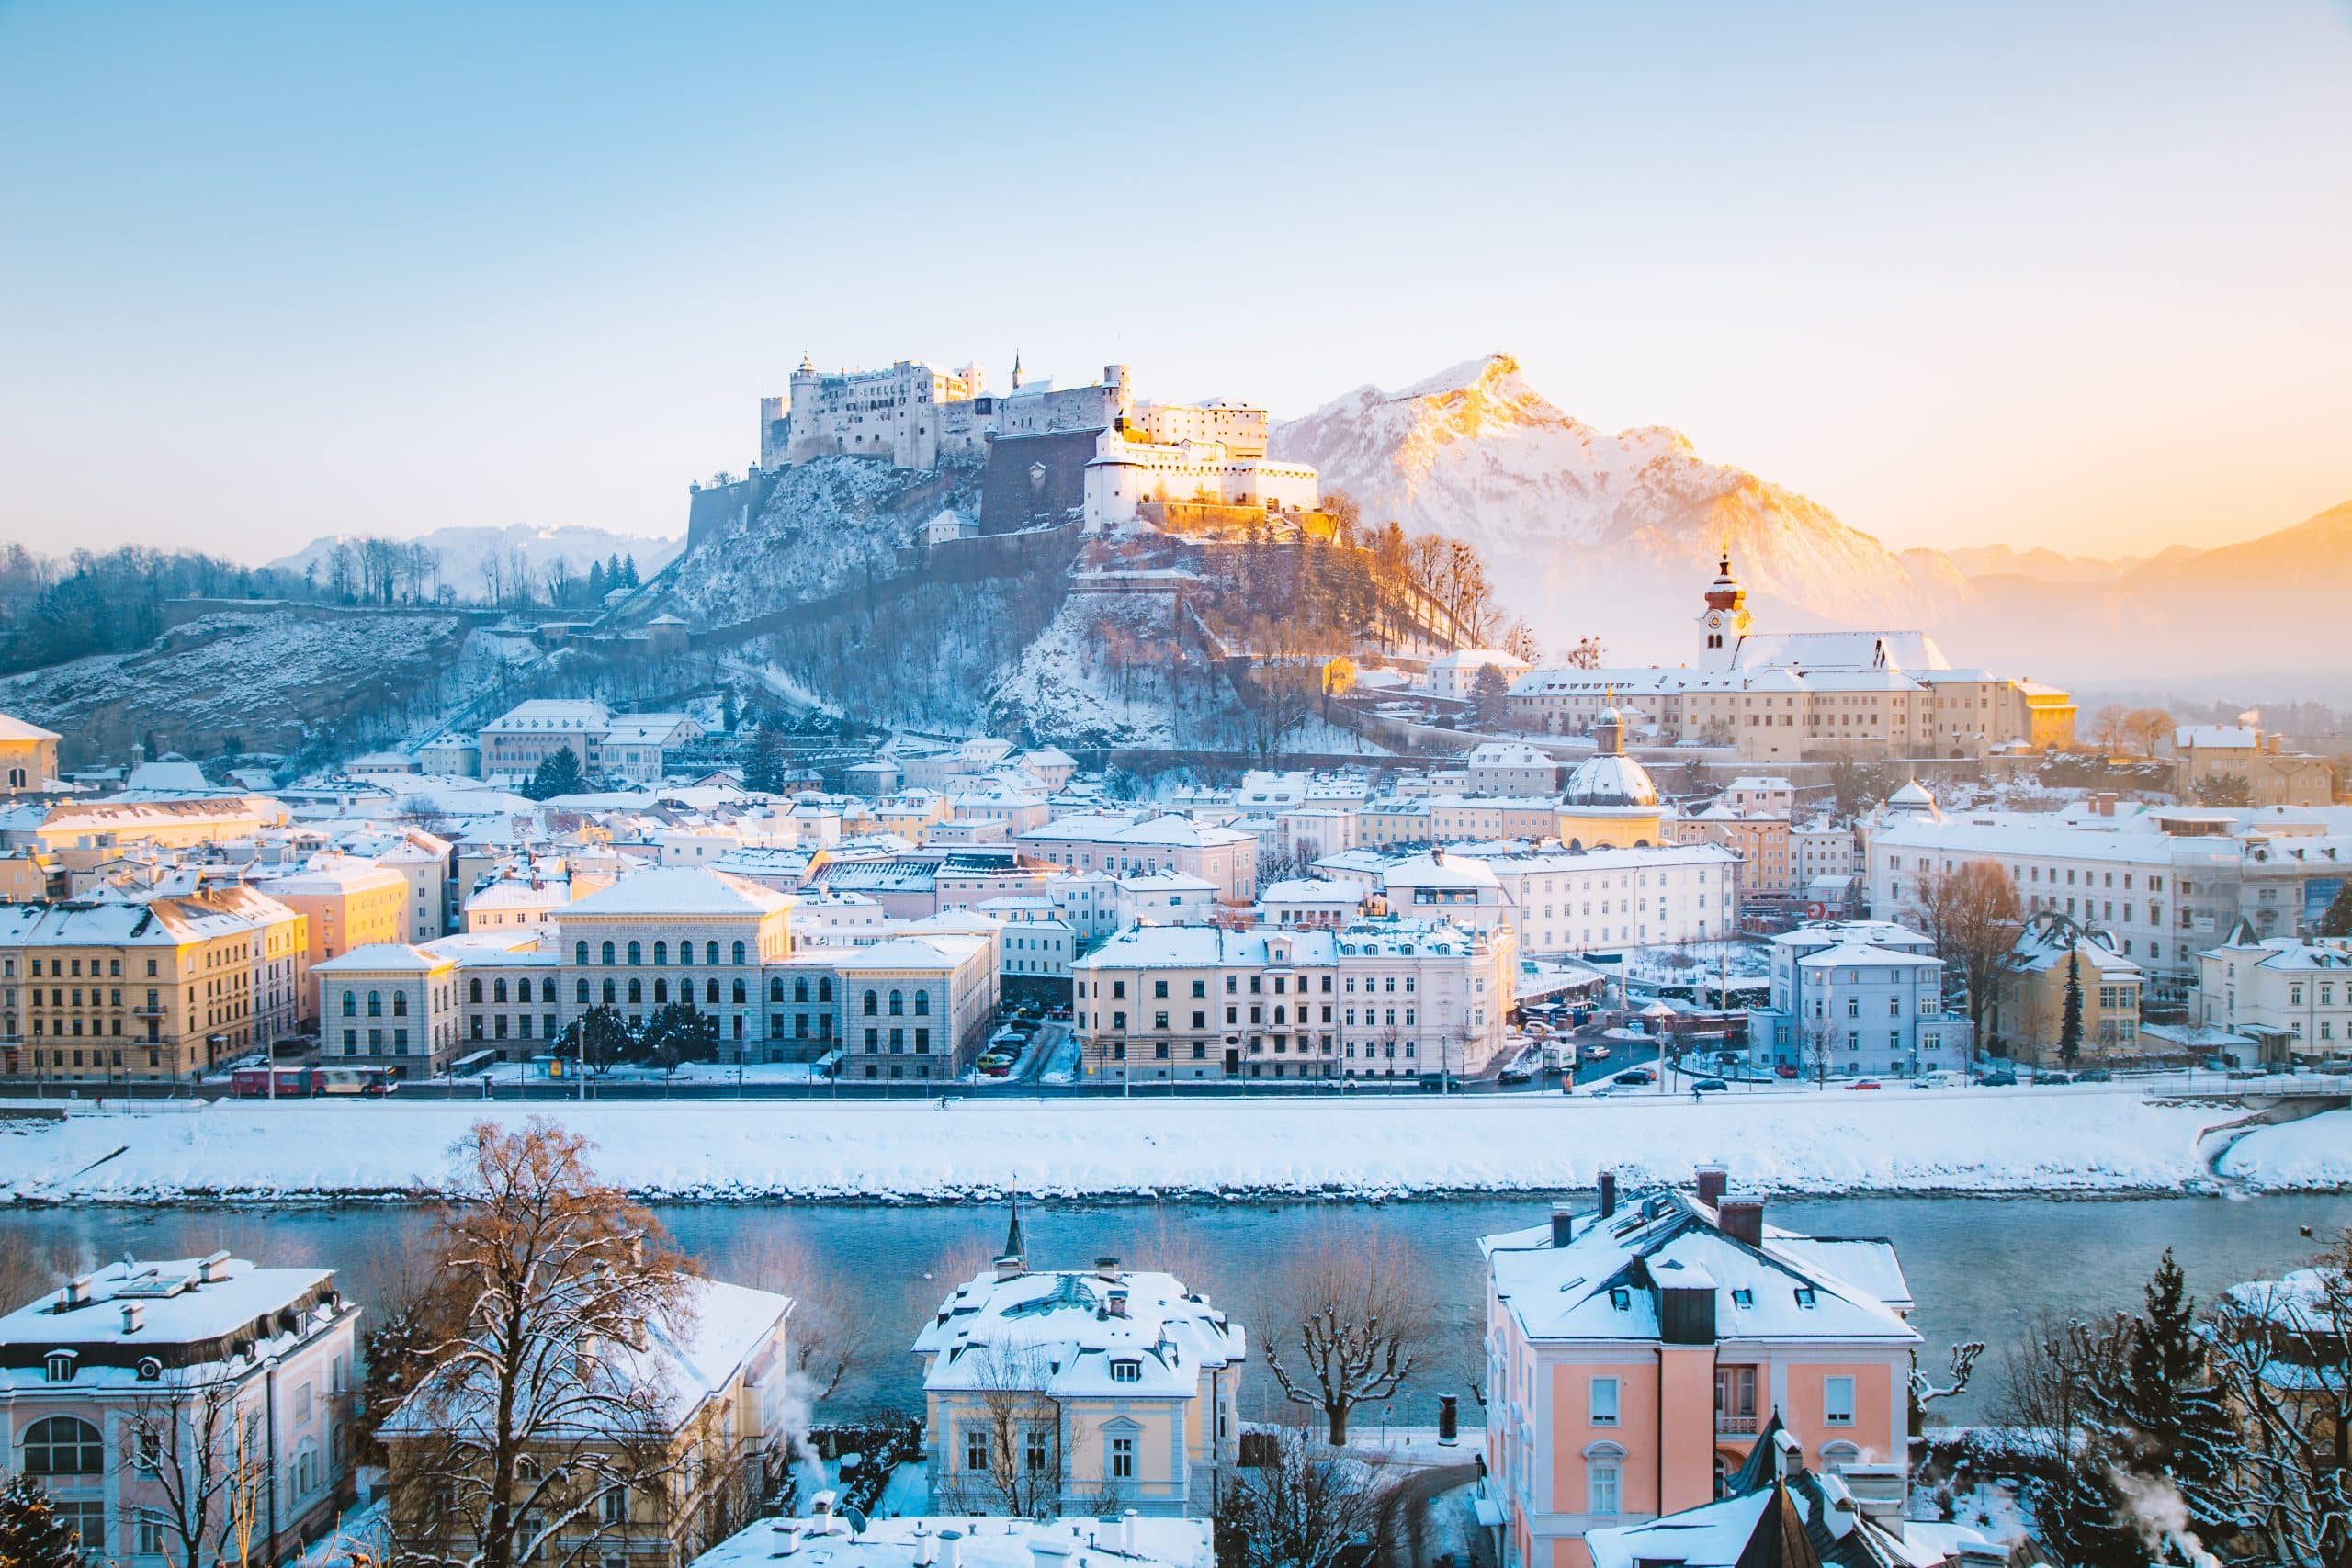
[269, 524, 682, 596]
[0, 609, 472, 762]
[1271, 355, 1967, 659]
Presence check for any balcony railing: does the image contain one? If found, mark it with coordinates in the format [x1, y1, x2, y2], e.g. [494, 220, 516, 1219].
[1716, 1412, 1759, 1435]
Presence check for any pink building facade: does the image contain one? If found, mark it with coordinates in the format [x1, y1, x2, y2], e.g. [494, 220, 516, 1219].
[1483, 1170, 1918, 1568]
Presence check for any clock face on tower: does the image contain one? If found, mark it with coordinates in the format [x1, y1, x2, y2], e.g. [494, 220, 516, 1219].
[1707, 614, 1723, 629]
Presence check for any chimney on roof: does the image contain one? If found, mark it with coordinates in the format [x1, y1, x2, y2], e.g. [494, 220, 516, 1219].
[1095, 1255, 1121, 1282]
[1597, 1168, 1618, 1219]
[1718, 1193, 1765, 1247]
[1695, 1165, 1728, 1208]
[196, 1251, 232, 1284]
[120, 1303, 144, 1335]
[1107, 1285, 1130, 1319]
[58, 1274, 96, 1310]
[1551, 1206, 1575, 1247]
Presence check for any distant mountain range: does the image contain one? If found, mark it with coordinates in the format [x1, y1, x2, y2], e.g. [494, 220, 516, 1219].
[267, 524, 684, 596]
[1271, 355, 2348, 691]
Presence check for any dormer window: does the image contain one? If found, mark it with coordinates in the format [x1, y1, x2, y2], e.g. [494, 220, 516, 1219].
[1609, 1286, 1632, 1312]
[1793, 1286, 1817, 1309]
[1731, 1289, 1754, 1309]
[43, 1349, 77, 1382]
[1110, 1359, 1142, 1383]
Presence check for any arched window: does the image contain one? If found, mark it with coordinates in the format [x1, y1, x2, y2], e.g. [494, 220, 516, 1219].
[627, 942, 641, 966]
[576, 979, 591, 1005]
[914, 991, 930, 1016]
[367, 990, 382, 1017]
[540, 979, 557, 1003]
[341, 991, 356, 1018]
[732, 941, 747, 966]
[492, 979, 507, 1004]
[794, 977, 808, 1004]
[575, 942, 589, 966]
[731, 979, 746, 1005]
[888, 989, 904, 1016]
[705, 978, 719, 1005]
[819, 977, 832, 1003]
[601, 942, 616, 967]
[704, 942, 719, 966]
[602, 978, 616, 1005]
[863, 989, 879, 1017]
[469, 979, 483, 1004]
[768, 977, 783, 1003]
[627, 979, 642, 1004]
[392, 993, 408, 1016]
[1819, 1441, 1862, 1472]
[23, 1416, 103, 1475]
[653, 979, 669, 1004]
[652, 942, 667, 966]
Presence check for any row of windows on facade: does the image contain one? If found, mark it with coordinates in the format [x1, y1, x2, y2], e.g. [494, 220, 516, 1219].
[1079, 974, 1418, 1000]
[1101, 1037, 1419, 1061]
[573, 940, 754, 967]
[1084, 1003, 1429, 1032]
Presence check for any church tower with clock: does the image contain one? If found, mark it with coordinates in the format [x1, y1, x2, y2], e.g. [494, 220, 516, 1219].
[1698, 547, 1751, 671]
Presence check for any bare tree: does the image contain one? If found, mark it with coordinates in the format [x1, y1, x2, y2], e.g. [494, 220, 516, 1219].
[2122, 706, 2177, 759]
[1214, 1426, 1395, 1568]
[1906, 859, 2023, 1050]
[2202, 1236, 2352, 1568]
[384, 1118, 703, 1568]
[732, 1234, 869, 1402]
[930, 1345, 1074, 1518]
[2087, 703, 2129, 756]
[1563, 635, 1605, 671]
[1261, 1233, 1433, 1444]
[119, 1365, 270, 1568]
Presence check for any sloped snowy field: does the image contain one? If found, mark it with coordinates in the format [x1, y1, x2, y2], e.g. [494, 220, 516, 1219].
[0, 1091, 2335, 1204]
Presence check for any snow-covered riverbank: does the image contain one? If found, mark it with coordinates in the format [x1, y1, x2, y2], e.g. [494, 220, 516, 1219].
[3, 1089, 2342, 1204]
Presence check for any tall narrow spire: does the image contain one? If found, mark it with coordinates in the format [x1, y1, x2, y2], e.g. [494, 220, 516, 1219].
[1011, 350, 1023, 391]
[1001, 1185, 1025, 1269]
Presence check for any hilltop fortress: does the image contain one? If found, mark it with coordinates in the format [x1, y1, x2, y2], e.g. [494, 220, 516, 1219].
[689, 355, 1317, 545]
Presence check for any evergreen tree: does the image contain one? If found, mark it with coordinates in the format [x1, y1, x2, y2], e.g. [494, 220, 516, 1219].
[1470, 661, 1511, 729]
[638, 1002, 718, 1070]
[620, 554, 639, 588]
[0, 1473, 88, 1568]
[2058, 944, 2086, 1065]
[2116, 1249, 2238, 1538]
[560, 1003, 635, 1073]
[2319, 880, 2352, 938]
[586, 559, 605, 600]
[742, 725, 786, 795]
[526, 747, 584, 801]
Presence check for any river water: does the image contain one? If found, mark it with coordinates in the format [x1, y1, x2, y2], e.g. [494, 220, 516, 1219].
[6, 1192, 2347, 1425]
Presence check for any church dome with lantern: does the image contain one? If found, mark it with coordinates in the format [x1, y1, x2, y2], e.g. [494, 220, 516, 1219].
[1564, 705, 1661, 808]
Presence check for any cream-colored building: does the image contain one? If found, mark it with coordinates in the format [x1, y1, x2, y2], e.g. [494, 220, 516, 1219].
[0, 894, 284, 1082]
[2197, 931, 2352, 1055]
[2175, 724, 2335, 807]
[915, 1246, 1243, 1519]
[1509, 555, 2075, 761]
[313, 942, 462, 1076]
[0, 715, 61, 794]
[1070, 916, 1511, 1081]
[1987, 912, 2144, 1062]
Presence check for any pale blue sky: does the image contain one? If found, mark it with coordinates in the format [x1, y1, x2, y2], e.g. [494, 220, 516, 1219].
[3, 1, 2347, 562]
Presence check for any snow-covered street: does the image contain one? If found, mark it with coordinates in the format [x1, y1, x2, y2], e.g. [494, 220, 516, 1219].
[0, 1089, 2340, 1204]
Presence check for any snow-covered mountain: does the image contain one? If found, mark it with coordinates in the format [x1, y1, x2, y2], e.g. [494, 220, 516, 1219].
[1270, 353, 1966, 659]
[268, 524, 683, 597]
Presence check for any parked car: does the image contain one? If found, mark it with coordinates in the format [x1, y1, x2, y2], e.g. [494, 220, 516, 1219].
[1693, 1077, 1729, 1093]
[1498, 1062, 1537, 1085]
[1974, 1068, 2018, 1087]
[1582, 1043, 1613, 1062]
[1774, 1063, 1801, 1079]
[2074, 1067, 2112, 1083]
[1612, 1067, 1656, 1086]
[2036, 1071, 2074, 1086]
[1910, 1071, 1958, 1089]
[1846, 1078, 1882, 1091]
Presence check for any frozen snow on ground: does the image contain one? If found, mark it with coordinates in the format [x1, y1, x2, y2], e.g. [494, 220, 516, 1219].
[2213, 1109, 2352, 1189]
[0, 1091, 2336, 1203]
